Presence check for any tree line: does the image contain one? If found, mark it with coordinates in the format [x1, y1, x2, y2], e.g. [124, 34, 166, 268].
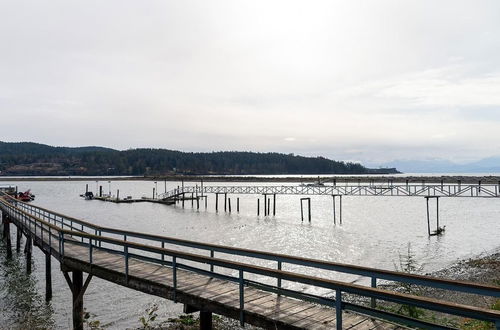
[0, 142, 397, 176]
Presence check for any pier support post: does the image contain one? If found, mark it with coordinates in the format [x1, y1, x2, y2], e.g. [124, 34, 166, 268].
[45, 252, 52, 301]
[62, 270, 93, 330]
[16, 225, 22, 252]
[257, 198, 260, 216]
[73, 270, 84, 330]
[425, 196, 442, 236]
[273, 194, 276, 216]
[191, 193, 194, 207]
[25, 235, 32, 273]
[237, 198, 240, 212]
[263, 194, 267, 216]
[4, 217, 12, 259]
[300, 198, 311, 222]
[339, 195, 342, 224]
[224, 193, 227, 212]
[200, 310, 213, 330]
[215, 193, 219, 212]
[228, 198, 232, 213]
[267, 198, 270, 216]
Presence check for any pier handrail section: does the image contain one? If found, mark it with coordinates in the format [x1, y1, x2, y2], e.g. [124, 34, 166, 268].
[1, 195, 500, 329]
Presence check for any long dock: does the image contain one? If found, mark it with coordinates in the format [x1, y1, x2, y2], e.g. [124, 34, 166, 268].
[1, 195, 499, 330]
[160, 182, 500, 200]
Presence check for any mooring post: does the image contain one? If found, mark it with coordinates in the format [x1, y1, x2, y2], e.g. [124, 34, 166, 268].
[73, 270, 84, 330]
[228, 198, 232, 213]
[45, 252, 52, 301]
[215, 193, 219, 212]
[200, 310, 213, 330]
[237, 197, 240, 212]
[273, 194, 276, 216]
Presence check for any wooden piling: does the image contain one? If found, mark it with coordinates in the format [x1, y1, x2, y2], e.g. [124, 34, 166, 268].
[224, 193, 227, 212]
[85, 184, 88, 193]
[339, 195, 343, 224]
[117, 189, 120, 200]
[205, 196, 208, 209]
[273, 194, 276, 216]
[426, 197, 431, 236]
[45, 252, 52, 301]
[215, 193, 219, 212]
[191, 193, 194, 207]
[267, 198, 270, 216]
[16, 226, 21, 252]
[300, 200, 304, 221]
[200, 310, 213, 330]
[99, 186, 103, 197]
[257, 199, 260, 216]
[237, 198, 240, 212]
[228, 198, 232, 213]
[332, 195, 336, 225]
[308, 198, 311, 222]
[153, 188, 156, 199]
[26, 235, 32, 273]
[263, 194, 267, 216]
[196, 197, 200, 210]
[73, 270, 84, 330]
[4, 218, 12, 259]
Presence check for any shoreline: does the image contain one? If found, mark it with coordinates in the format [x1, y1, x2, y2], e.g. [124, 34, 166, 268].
[1, 174, 500, 184]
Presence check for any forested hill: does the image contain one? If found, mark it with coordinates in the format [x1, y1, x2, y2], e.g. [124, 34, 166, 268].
[0, 142, 398, 176]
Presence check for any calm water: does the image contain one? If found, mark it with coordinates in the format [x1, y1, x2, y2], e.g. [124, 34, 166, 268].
[1, 180, 499, 329]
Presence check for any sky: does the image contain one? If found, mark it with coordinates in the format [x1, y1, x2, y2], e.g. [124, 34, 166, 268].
[1, 0, 500, 166]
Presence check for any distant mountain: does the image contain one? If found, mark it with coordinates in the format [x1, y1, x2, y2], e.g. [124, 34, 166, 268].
[0, 141, 398, 176]
[380, 157, 500, 173]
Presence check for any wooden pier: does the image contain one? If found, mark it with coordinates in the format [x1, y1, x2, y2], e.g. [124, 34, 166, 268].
[1, 195, 499, 330]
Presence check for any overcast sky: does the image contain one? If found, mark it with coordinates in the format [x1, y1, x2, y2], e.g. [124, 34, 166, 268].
[1, 1, 500, 165]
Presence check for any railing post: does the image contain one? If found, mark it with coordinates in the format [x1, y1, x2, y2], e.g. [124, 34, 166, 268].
[371, 277, 377, 308]
[277, 260, 282, 289]
[210, 250, 214, 273]
[89, 238, 93, 265]
[173, 256, 177, 303]
[335, 289, 342, 330]
[125, 246, 129, 283]
[161, 241, 165, 262]
[239, 270, 245, 326]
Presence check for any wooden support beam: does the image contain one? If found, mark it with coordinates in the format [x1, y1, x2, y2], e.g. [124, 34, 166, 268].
[224, 193, 227, 212]
[237, 198, 240, 213]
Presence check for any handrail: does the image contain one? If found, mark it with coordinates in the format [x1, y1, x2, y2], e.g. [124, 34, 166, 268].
[6, 195, 500, 299]
[1, 197, 500, 328]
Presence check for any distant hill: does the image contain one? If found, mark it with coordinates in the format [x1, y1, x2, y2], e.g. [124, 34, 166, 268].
[0, 141, 398, 176]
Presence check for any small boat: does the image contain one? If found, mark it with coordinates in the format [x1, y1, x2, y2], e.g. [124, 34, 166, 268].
[17, 190, 35, 202]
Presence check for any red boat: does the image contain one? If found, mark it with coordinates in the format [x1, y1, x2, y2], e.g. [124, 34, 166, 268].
[17, 190, 35, 202]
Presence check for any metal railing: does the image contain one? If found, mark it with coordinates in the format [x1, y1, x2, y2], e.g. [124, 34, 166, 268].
[158, 183, 500, 199]
[1, 195, 499, 329]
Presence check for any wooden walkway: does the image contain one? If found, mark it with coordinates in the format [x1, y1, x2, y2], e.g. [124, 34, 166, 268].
[60, 240, 403, 330]
[2, 196, 500, 330]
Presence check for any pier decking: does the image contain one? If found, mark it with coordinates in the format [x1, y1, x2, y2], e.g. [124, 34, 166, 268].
[1, 194, 499, 330]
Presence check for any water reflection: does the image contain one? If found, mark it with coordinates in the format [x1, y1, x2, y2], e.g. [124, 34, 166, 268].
[0, 239, 54, 330]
